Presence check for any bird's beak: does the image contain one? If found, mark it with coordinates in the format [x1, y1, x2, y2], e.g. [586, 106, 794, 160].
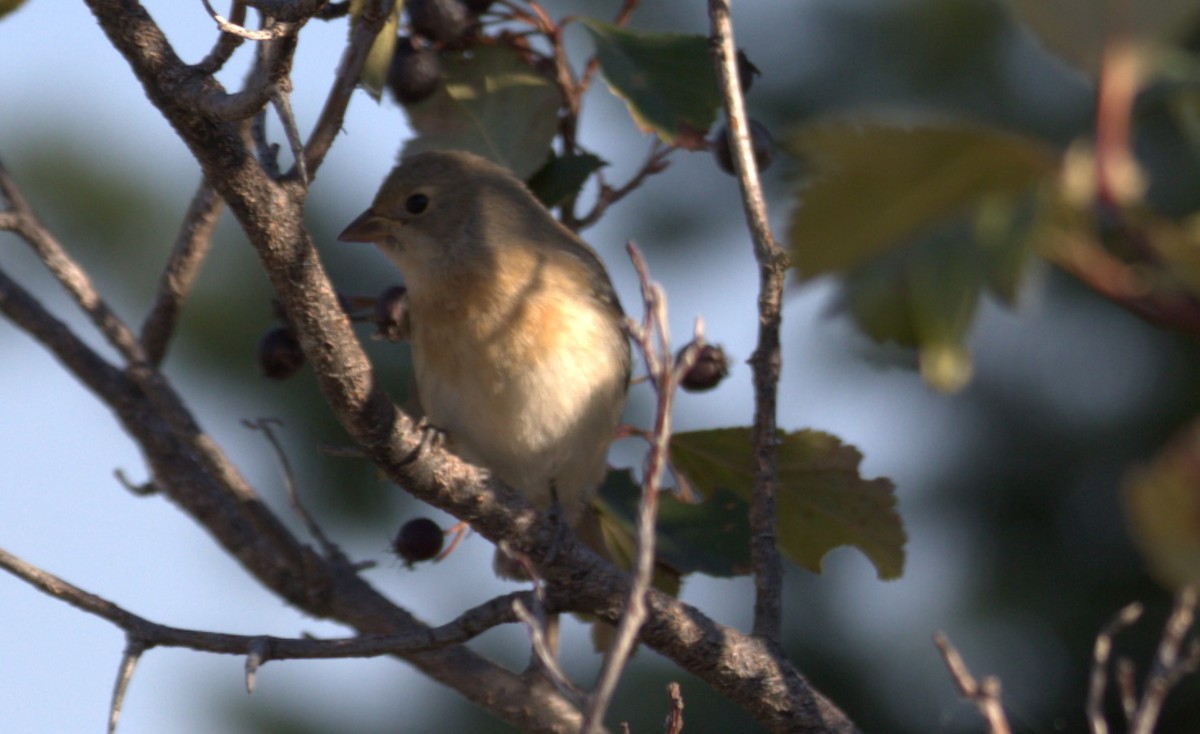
[338, 210, 392, 243]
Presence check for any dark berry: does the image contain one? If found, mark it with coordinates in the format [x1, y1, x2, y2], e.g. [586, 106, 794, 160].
[392, 517, 445, 566]
[678, 343, 729, 393]
[737, 49, 761, 93]
[373, 285, 409, 342]
[407, 0, 471, 44]
[387, 38, 442, 105]
[711, 119, 774, 176]
[256, 327, 305, 380]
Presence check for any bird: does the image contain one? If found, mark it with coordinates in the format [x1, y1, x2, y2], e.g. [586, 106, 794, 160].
[338, 149, 631, 575]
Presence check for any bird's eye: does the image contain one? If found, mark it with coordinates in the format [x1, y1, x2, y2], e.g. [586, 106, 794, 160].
[405, 193, 430, 215]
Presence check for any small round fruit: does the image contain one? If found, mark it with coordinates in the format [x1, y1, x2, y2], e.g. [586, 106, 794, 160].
[392, 518, 445, 566]
[711, 119, 774, 176]
[256, 327, 305, 380]
[387, 38, 441, 105]
[407, 0, 471, 44]
[679, 343, 729, 393]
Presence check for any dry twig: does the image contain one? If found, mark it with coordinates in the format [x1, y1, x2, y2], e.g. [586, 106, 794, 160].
[934, 632, 1011, 734]
[707, 0, 788, 646]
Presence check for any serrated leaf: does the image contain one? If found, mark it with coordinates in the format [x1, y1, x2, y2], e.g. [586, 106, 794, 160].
[582, 20, 721, 146]
[527, 152, 608, 208]
[402, 45, 559, 179]
[596, 467, 751, 578]
[785, 122, 1056, 279]
[669, 428, 906, 580]
[350, 0, 401, 101]
[1123, 419, 1200, 590]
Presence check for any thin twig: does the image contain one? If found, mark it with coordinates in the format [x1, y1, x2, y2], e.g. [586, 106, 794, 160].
[512, 598, 585, 704]
[198, 0, 248, 73]
[934, 632, 1012, 734]
[108, 640, 146, 734]
[1087, 602, 1143, 734]
[272, 85, 309, 184]
[242, 418, 344, 561]
[707, 0, 788, 646]
[1131, 585, 1200, 734]
[0, 157, 148, 366]
[663, 682, 684, 734]
[304, 0, 396, 176]
[0, 545, 532, 659]
[141, 181, 223, 366]
[201, 0, 292, 40]
[570, 143, 673, 232]
[580, 244, 701, 734]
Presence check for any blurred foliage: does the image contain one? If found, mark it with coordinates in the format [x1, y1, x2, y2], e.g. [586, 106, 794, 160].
[9, 0, 1200, 732]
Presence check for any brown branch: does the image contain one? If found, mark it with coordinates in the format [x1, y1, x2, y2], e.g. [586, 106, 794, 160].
[568, 143, 673, 232]
[663, 682, 684, 734]
[934, 632, 1012, 734]
[581, 246, 700, 734]
[1088, 602, 1144, 734]
[303, 0, 395, 176]
[198, 0, 247, 73]
[140, 180, 223, 366]
[1132, 585, 1200, 734]
[707, 0, 788, 646]
[0, 544, 530, 659]
[0, 157, 147, 366]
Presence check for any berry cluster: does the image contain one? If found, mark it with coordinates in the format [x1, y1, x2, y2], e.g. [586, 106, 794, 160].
[386, 0, 495, 106]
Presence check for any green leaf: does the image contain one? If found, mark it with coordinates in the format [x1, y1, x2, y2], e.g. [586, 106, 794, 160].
[402, 45, 560, 179]
[596, 468, 751, 578]
[350, 0, 401, 101]
[526, 152, 608, 209]
[839, 226, 983, 392]
[785, 122, 1057, 279]
[582, 20, 721, 146]
[669, 428, 906, 580]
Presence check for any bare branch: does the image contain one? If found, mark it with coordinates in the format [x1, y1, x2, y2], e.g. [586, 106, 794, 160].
[582, 247, 704, 734]
[304, 0, 396, 176]
[1132, 585, 1200, 734]
[242, 417, 344, 561]
[0, 158, 147, 365]
[198, 0, 248, 73]
[141, 181, 223, 366]
[1088, 602, 1143, 734]
[934, 632, 1011, 734]
[512, 598, 585, 704]
[707, 0, 788, 646]
[663, 682, 684, 734]
[108, 640, 146, 734]
[201, 0, 292, 40]
[0, 545, 537, 659]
